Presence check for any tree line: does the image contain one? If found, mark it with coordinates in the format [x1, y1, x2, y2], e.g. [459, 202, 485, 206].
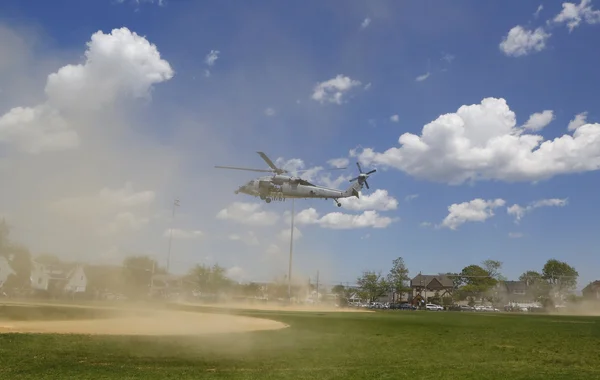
[330, 256, 581, 306]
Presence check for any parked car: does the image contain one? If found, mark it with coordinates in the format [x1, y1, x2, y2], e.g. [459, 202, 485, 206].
[425, 303, 443, 311]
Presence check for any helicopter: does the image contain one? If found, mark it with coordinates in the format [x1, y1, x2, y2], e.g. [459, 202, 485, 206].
[215, 151, 376, 207]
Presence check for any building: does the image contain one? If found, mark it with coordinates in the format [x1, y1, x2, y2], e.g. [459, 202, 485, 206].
[0, 256, 16, 288]
[582, 281, 600, 300]
[410, 274, 454, 304]
[30, 260, 87, 296]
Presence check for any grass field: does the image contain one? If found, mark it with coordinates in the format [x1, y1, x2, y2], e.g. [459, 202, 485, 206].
[1, 303, 600, 379]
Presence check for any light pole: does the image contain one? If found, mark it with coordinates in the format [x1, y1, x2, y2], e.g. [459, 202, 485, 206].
[166, 198, 180, 273]
[287, 198, 295, 302]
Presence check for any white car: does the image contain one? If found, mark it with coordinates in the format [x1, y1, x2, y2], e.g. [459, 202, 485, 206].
[425, 303, 443, 311]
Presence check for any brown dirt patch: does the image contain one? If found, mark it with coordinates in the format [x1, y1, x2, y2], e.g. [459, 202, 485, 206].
[0, 308, 288, 336]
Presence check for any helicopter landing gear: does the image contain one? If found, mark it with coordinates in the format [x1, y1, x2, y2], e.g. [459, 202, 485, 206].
[334, 198, 341, 207]
[265, 198, 271, 203]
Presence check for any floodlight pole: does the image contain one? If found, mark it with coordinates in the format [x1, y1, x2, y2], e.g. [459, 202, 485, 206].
[288, 198, 295, 302]
[166, 198, 180, 273]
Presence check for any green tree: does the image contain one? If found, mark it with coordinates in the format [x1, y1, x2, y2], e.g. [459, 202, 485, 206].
[460, 264, 497, 300]
[482, 259, 505, 281]
[387, 257, 411, 302]
[188, 263, 233, 295]
[519, 270, 550, 300]
[357, 271, 389, 303]
[542, 259, 578, 295]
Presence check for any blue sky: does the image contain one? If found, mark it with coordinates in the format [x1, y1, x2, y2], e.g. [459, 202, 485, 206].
[1, 0, 599, 289]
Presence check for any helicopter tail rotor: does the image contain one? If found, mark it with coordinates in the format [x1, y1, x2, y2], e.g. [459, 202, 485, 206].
[349, 162, 376, 189]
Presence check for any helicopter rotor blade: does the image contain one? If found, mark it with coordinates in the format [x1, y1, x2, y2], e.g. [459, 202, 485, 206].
[366, 169, 376, 175]
[256, 152, 281, 172]
[364, 181, 370, 189]
[295, 167, 347, 173]
[356, 162, 363, 173]
[214, 166, 275, 173]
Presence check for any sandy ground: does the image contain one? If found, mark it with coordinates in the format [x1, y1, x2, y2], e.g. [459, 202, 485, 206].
[0, 306, 288, 336]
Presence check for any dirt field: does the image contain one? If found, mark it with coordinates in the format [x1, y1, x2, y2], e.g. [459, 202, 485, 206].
[0, 303, 288, 336]
[181, 302, 373, 313]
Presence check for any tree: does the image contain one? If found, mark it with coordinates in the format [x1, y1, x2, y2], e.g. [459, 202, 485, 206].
[459, 265, 497, 300]
[122, 255, 162, 298]
[542, 259, 578, 295]
[482, 259, 506, 281]
[387, 257, 411, 302]
[188, 263, 233, 295]
[357, 271, 389, 303]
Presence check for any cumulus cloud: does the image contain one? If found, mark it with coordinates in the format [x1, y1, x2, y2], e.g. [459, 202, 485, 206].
[338, 189, 398, 211]
[357, 97, 600, 184]
[405, 194, 419, 202]
[440, 198, 505, 230]
[216, 202, 279, 226]
[568, 111, 588, 131]
[553, 0, 600, 32]
[311, 75, 361, 105]
[277, 226, 302, 242]
[228, 231, 259, 246]
[507, 198, 568, 223]
[164, 228, 203, 239]
[327, 157, 349, 168]
[293, 208, 395, 229]
[0, 27, 173, 154]
[499, 26, 550, 57]
[390, 114, 399, 122]
[521, 110, 554, 131]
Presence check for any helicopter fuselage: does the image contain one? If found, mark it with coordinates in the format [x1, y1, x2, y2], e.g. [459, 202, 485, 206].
[235, 175, 357, 203]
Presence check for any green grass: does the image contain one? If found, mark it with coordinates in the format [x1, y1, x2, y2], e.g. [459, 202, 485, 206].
[1, 303, 600, 379]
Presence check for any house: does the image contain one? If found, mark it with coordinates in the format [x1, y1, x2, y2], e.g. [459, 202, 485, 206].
[582, 281, 600, 300]
[0, 255, 16, 288]
[493, 280, 534, 303]
[30, 260, 87, 295]
[409, 274, 454, 304]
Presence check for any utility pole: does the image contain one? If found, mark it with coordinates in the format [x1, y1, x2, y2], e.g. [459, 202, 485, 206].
[287, 198, 295, 303]
[166, 198, 180, 273]
[316, 270, 320, 304]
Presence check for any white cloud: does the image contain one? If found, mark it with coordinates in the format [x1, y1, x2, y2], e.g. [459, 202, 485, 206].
[405, 194, 419, 202]
[228, 231, 259, 246]
[360, 18, 371, 29]
[311, 75, 361, 105]
[164, 228, 203, 239]
[0, 27, 173, 154]
[553, 0, 600, 32]
[205, 50, 220, 66]
[277, 226, 302, 242]
[216, 202, 279, 226]
[338, 189, 398, 211]
[327, 158, 349, 168]
[522, 110, 554, 131]
[415, 72, 430, 82]
[499, 26, 550, 57]
[507, 198, 568, 223]
[226, 266, 246, 282]
[390, 114, 399, 122]
[264, 107, 275, 116]
[568, 111, 588, 131]
[294, 208, 395, 229]
[419, 221, 432, 228]
[357, 97, 600, 184]
[440, 198, 505, 230]
[534, 5, 544, 18]
[508, 232, 525, 239]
